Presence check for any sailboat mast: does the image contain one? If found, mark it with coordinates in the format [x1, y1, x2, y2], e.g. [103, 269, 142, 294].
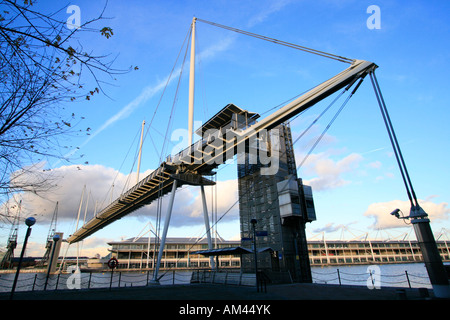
[188, 17, 196, 147]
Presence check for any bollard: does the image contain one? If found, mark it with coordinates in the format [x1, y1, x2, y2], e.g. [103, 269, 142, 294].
[418, 287, 429, 298]
[396, 289, 407, 300]
[337, 269, 342, 286]
[109, 270, 114, 291]
[32, 274, 37, 291]
[55, 273, 61, 290]
[405, 270, 411, 288]
[88, 272, 92, 289]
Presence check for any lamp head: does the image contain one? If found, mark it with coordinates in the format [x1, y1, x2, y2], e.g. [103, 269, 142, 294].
[390, 209, 401, 218]
[25, 217, 36, 227]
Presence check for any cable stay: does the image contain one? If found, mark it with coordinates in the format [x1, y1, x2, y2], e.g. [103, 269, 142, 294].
[196, 18, 355, 64]
[296, 76, 365, 171]
[370, 71, 418, 209]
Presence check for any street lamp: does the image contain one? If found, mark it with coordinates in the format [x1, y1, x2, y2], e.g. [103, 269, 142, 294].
[44, 234, 61, 290]
[10, 217, 36, 299]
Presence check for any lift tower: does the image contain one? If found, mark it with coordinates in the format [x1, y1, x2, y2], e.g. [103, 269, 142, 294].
[238, 123, 316, 282]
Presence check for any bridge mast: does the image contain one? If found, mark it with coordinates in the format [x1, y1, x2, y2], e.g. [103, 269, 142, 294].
[188, 17, 196, 147]
[151, 17, 216, 283]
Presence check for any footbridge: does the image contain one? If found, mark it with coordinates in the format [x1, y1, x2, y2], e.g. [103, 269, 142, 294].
[64, 17, 450, 297]
[66, 59, 376, 244]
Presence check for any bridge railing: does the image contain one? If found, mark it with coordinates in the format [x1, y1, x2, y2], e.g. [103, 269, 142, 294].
[190, 270, 256, 287]
[0, 270, 193, 293]
[311, 268, 432, 289]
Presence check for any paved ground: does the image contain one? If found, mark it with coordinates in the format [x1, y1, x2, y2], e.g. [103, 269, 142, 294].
[1, 282, 435, 301]
[2, 283, 442, 319]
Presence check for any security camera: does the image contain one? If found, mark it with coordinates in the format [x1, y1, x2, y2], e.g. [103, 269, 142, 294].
[390, 208, 401, 218]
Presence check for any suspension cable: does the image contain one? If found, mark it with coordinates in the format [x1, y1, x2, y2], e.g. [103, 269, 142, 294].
[152, 24, 193, 279]
[196, 18, 355, 64]
[297, 77, 365, 171]
[370, 71, 417, 208]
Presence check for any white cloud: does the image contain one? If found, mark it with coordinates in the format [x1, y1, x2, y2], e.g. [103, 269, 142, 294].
[300, 152, 364, 191]
[364, 199, 450, 230]
[25, 237, 112, 258]
[136, 178, 239, 227]
[247, 0, 293, 27]
[367, 161, 382, 169]
[6, 164, 239, 235]
[313, 222, 346, 234]
[4, 164, 153, 224]
[290, 116, 363, 192]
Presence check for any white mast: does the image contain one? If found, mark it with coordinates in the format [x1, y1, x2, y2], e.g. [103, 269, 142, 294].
[188, 17, 196, 147]
[201, 185, 215, 269]
[190, 17, 214, 268]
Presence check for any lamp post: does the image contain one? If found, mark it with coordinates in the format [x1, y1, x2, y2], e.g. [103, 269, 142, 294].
[251, 219, 259, 291]
[44, 234, 60, 290]
[10, 217, 36, 300]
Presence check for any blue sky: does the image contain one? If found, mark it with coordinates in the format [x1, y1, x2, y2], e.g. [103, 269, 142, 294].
[2, 0, 450, 257]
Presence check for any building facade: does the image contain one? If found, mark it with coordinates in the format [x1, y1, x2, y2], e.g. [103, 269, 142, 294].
[308, 239, 450, 266]
[101, 237, 450, 271]
[108, 237, 241, 270]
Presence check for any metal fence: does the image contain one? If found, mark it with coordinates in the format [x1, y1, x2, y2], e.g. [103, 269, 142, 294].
[0, 270, 193, 293]
[191, 270, 256, 286]
[0, 266, 433, 295]
[311, 268, 432, 289]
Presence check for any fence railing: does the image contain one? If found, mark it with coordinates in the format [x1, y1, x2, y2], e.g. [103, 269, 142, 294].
[0, 267, 434, 294]
[0, 270, 193, 293]
[311, 268, 432, 289]
[191, 270, 256, 286]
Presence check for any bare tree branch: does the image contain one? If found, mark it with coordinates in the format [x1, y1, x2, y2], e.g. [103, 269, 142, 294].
[0, 0, 135, 199]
